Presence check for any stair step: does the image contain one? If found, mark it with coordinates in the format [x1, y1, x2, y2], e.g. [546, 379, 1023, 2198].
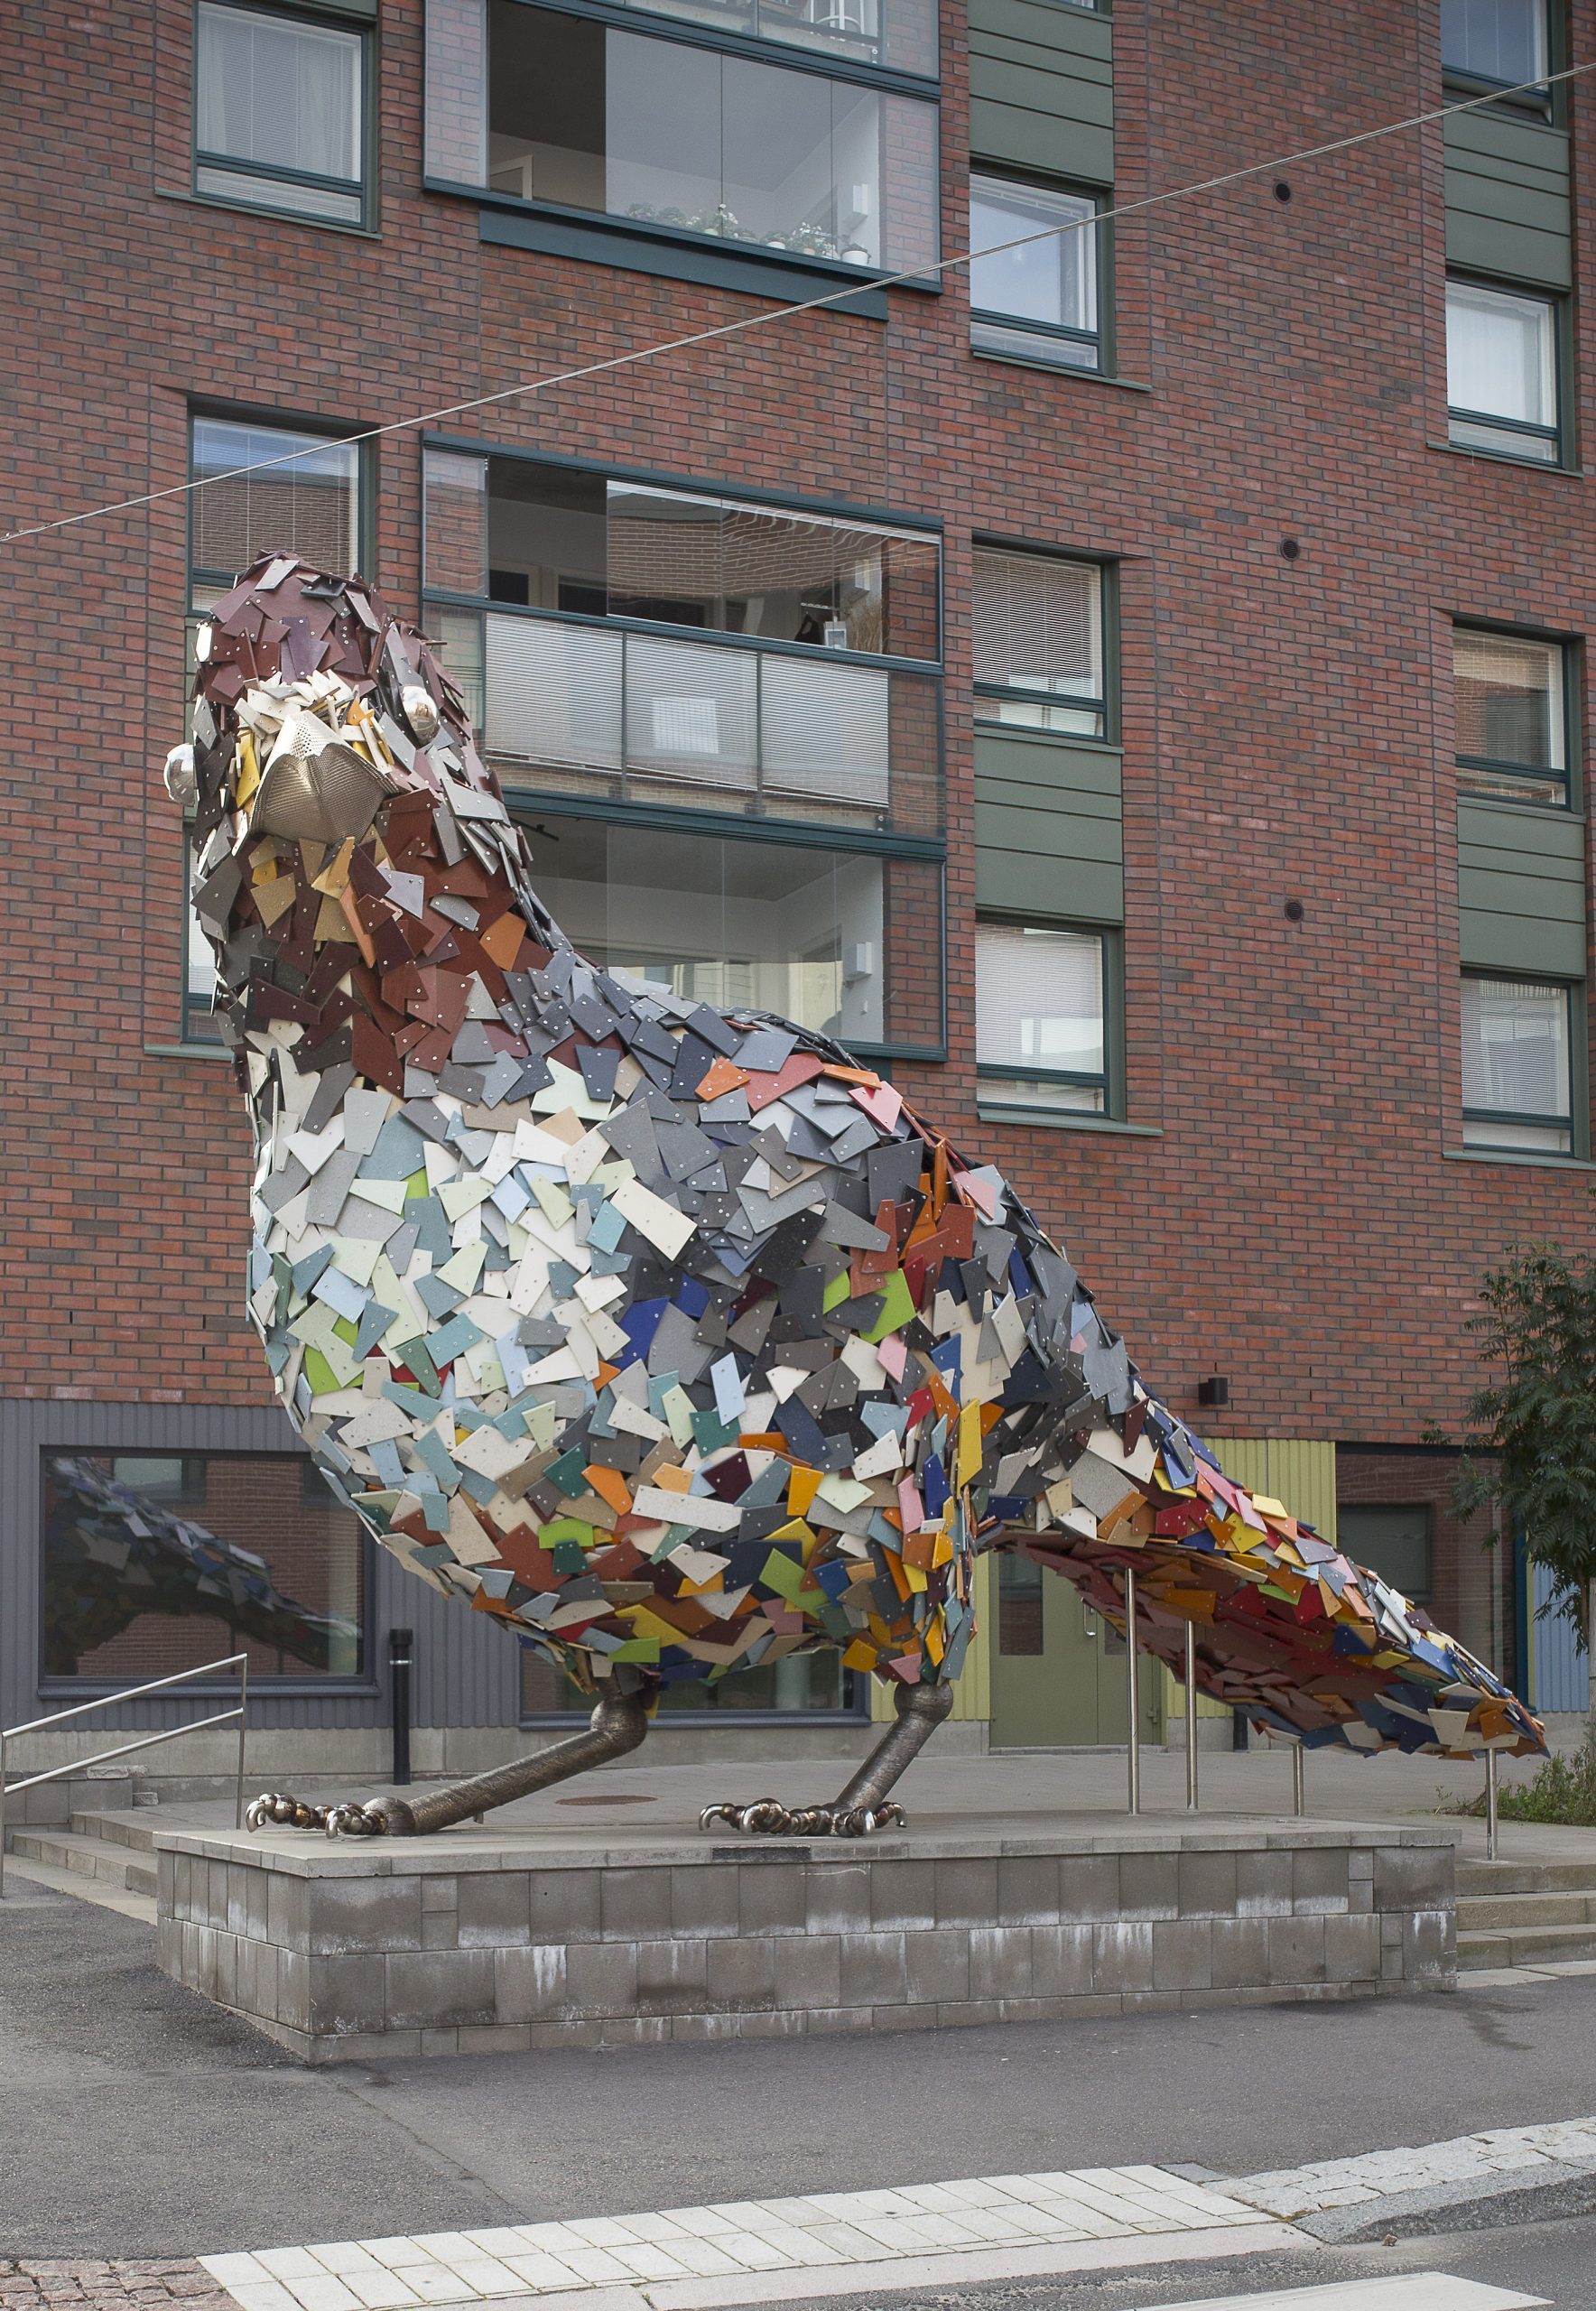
[1456, 1860, 1596, 1896]
[1459, 1921, 1596, 1970]
[2, 1852, 158, 1924]
[10, 1828, 158, 1897]
[70, 1807, 160, 1853]
[1459, 1891, 1596, 1930]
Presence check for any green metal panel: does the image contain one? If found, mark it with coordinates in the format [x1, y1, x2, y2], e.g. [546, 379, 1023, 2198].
[1443, 112, 1570, 290]
[1457, 799, 1588, 977]
[974, 729, 1124, 921]
[968, 0, 1113, 183]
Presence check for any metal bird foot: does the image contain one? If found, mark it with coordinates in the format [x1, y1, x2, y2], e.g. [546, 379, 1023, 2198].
[244, 1790, 390, 1838]
[699, 1799, 906, 1838]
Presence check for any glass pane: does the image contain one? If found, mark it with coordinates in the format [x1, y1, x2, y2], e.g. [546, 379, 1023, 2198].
[1446, 280, 1555, 430]
[760, 655, 891, 812]
[186, 842, 220, 1041]
[425, 0, 488, 184]
[970, 173, 1096, 335]
[190, 419, 358, 589]
[609, 485, 728, 628]
[1453, 627, 1564, 798]
[974, 547, 1103, 723]
[1449, 413, 1559, 462]
[423, 450, 489, 597]
[725, 54, 851, 259]
[194, 163, 363, 222]
[977, 922, 1105, 1081]
[1337, 1446, 1510, 1676]
[1461, 974, 1572, 1124]
[486, 459, 608, 609]
[429, 605, 487, 732]
[626, 634, 759, 789]
[523, 1647, 852, 1713]
[998, 1554, 1044, 1655]
[487, 0, 606, 206]
[197, 4, 362, 184]
[42, 1451, 365, 1680]
[1441, 0, 1547, 84]
[1338, 1505, 1435, 1606]
[607, 30, 722, 233]
[486, 614, 623, 770]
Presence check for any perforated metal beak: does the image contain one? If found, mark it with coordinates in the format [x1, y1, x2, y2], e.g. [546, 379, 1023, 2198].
[250, 712, 395, 844]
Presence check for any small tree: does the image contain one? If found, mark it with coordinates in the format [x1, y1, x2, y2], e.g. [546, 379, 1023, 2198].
[1454, 1240, 1596, 1726]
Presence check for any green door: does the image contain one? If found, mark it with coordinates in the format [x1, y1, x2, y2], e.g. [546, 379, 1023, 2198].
[989, 1555, 1165, 1749]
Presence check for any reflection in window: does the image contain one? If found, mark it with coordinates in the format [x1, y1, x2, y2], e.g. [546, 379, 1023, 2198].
[478, 0, 938, 271]
[1461, 973, 1574, 1153]
[1338, 1504, 1434, 1607]
[998, 1554, 1044, 1654]
[976, 921, 1107, 1112]
[42, 1452, 365, 1681]
[190, 417, 361, 599]
[1441, 0, 1548, 93]
[524, 813, 942, 1048]
[1453, 627, 1567, 805]
[970, 173, 1099, 371]
[973, 547, 1104, 735]
[196, 1, 367, 225]
[523, 1649, 858, 1714]
[1446, 278, 1559, 462]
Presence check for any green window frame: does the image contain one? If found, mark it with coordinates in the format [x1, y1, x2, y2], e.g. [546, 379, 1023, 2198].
[193, 0, 375, 229]
[973, 544, 1110, 738]
[1460, 969, 1583, 1156]
[969, 169, 1104, 376]
[975, 915, 1119, 1118]
[1441, 0, 1556, 118]
[1452, 621, 1574, 809]
[1445, 274, 1564, 467]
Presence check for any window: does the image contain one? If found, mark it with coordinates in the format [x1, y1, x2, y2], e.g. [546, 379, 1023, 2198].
[976, 921, 1109, 1112]
[195, 2, 368, 227]
[1461, 973, 1575, 1152]
[183, 413, 364, 1040]
[42, 1451, 367, 1683]
[973, 547, 1105, 736]
[997, 1555, 1044, 1654]
[427, 0, 939, 274]
[516, 814, 941, 1050]
[970, 173, 1100, 371]
[524, 1650, 860, 1717]
[1453, 627, 1568, 805]
[1442, 0, 1549, 102]
[1446, 279, 1560, 463]
[1337, 1505, 1434, 1608]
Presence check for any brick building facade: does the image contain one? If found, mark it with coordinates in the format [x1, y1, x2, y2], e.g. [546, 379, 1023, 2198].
[3, 0, 1591, 1776]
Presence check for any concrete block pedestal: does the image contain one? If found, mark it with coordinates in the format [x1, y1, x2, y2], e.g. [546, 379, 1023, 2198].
[155, 1815, 1456, 2064]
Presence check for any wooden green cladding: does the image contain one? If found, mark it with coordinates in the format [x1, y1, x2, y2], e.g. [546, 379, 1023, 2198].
[1443, 110, 1571, 291]
[974, 729, 1123, 922]
[967, 0, 1113, 185]
[1458, 797, 1586, 979]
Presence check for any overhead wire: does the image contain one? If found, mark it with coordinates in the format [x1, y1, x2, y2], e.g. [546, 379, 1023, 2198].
[4, 58, 1591, 550]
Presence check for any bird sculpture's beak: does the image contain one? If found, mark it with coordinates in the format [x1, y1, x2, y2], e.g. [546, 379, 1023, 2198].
[248, 708, 396, 845]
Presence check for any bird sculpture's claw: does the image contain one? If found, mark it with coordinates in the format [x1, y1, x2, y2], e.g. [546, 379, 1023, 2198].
[244, 1790, 389, 1837]
[698, 1799, 905, 1838]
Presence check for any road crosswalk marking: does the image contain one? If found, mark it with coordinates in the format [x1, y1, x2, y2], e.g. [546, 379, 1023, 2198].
[1143, 2276, 1546, 2309]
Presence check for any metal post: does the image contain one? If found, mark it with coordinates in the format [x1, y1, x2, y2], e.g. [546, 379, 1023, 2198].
[234, 1657, 249, 1831]
[389, 1628, 413, 1788]
[1292, 1740, 1306, 1818]
[1125, 1567, 1141, 1816]
[1183, 1619, 1200, 1811]
[1, 1725, 8, 1901]
[1486, 1746, 1499, 1861]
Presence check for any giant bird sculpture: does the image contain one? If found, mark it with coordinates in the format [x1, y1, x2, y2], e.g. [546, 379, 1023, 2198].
[164, 556, 1545, 1839]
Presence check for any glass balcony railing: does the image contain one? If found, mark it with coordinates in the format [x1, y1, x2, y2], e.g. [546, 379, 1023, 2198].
[431, 605, 942, 836]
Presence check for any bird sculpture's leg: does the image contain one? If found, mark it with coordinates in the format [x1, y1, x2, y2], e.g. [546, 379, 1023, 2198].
[246, 1688, 652, 1837]
[701, 1678, 954, 1838]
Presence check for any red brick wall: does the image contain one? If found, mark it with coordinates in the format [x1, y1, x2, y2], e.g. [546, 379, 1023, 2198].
[2, 0, 1592, 1451]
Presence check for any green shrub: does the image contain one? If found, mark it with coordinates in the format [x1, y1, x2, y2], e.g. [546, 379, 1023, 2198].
[1452, 1728, 1596, 1826]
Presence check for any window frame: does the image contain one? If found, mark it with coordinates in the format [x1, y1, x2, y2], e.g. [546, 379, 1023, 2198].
[1444, 273, 1566, 469]
[191, 0, 376, 233]
[1452, 617, 1578, 811]
[973, 913, 1121, 1118]
[436, 0, 942, 289]
[181, 404, 373, 1046]
[38, 1446, 378, 1700]
[1441, 0, 1559, 121]
[1459, 968, 1585, 1158]
[967, 166, 1109, 378]
[971, 542, 1117, 744]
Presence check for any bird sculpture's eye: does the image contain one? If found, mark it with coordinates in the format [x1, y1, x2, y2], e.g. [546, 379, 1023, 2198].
[194, 623, 213, 664]
[401, 683, 441, 743]
[162, 744, 198, 810]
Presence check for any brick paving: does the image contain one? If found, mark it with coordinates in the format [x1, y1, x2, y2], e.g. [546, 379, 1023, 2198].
[0, 2264, 231, 2311]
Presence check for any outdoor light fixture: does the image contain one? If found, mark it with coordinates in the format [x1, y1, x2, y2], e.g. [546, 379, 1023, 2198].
[1197, 1375, 1229, 1406]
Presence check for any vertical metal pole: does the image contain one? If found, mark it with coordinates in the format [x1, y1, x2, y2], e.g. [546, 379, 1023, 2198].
[1125, 1567, 1141, 1816]
[1, 1727, 8, 1900]
[234, 1657, 249, 1831]
[389, 1629, 413, 1788]
[1184, 1620, 1200, 1811]
[1486, 1746, 1499, 1861]
[1292, 1740, 1306, 1818]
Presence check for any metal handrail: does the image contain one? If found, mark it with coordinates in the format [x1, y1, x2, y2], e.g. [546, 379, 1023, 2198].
[0, 1653, 248, 1898]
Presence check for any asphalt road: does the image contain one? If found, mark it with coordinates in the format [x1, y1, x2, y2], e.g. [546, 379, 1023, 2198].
[4, 1882, 1596, 2270]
